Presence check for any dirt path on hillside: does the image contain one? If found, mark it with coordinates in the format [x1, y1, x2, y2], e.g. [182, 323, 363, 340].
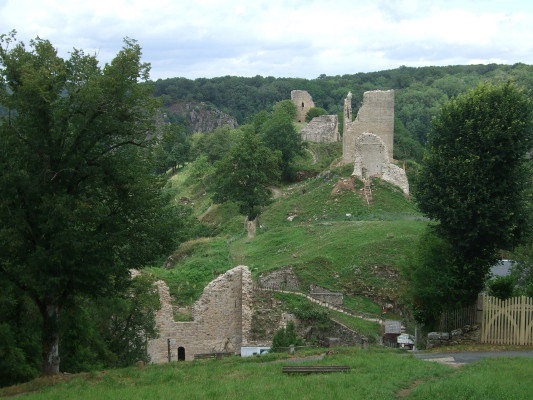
[198, 203, 213, 220]
[306, 148, 318, 165]
[269, 186, 282, 199]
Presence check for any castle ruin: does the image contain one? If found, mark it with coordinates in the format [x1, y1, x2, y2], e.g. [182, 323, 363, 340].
[291, 90, 315, 123]
[343, 90, 409, 195]
[147, 266, 253, 362]
[291, 90, 340, 143]
[343, 90, 395, 164]
[300, 114, 340, 143]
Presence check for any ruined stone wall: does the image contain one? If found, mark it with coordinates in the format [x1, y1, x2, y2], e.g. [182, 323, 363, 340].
[257, 266, 301, 291]
[309, 285, 343, 306]
[291, 90, 315, 123]
[352, 133, 409, 195]
[343, 90, 395, 164]
[147, 266, 252, 363]
[300, 115, 340, 143]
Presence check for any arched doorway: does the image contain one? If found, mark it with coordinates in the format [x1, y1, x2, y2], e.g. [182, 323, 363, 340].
[177, 346, 185, 361]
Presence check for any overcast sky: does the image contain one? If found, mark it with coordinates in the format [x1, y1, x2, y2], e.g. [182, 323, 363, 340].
[1, 0, 532, 80]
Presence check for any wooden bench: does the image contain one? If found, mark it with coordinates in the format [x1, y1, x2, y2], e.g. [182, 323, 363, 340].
[194, 352, 233, 360]
[282, 365, 351, 374]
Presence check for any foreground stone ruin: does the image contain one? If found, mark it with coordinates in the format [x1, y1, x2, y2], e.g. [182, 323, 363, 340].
[147, 266, 253, 362]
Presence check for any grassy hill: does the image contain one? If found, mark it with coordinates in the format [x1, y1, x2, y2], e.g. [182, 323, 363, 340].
[146, 141, 427, 341]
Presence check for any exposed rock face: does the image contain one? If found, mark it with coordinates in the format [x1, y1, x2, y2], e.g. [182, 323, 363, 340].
[300, 115, 340, 143]
[147, 266, 253, 362]
[352, 133, 409, 195]
[166, 101, 237, 133]
[291, 90, 315, 123]
[343, 90, 395, 163]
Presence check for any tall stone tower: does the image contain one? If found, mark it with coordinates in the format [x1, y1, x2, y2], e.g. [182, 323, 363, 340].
[291, 90, 315, 123]
[342, 90, 395, 164]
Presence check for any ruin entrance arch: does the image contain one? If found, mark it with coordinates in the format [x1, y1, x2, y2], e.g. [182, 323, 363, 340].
[178, 346, 185, 361]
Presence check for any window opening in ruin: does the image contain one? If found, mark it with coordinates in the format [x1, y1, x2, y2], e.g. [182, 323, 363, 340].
[302, 102, 304, 108]
[178, 346, 185, 361]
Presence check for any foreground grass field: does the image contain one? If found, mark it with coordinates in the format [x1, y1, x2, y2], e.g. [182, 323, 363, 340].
[2, 347, 532, 400]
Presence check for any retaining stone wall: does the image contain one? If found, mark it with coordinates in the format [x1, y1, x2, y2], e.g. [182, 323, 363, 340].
[426, 324, 481, 349]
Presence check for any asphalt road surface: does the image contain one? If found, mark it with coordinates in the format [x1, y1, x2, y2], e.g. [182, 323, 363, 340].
[414, 350, 533, 365]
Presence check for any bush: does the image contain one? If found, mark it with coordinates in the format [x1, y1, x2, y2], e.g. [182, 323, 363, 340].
[305, 107, 327, 122]
[271, 321, 303, 350]
[487, 276, 516, 300]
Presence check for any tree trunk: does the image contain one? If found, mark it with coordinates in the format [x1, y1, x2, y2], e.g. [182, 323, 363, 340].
[40, 301, 61, 375]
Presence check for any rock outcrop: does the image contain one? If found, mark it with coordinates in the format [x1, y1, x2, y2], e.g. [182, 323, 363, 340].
[166, 101, 237, 133]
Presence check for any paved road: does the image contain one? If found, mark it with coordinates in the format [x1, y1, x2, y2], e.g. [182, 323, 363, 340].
[414, 350, 533, 365]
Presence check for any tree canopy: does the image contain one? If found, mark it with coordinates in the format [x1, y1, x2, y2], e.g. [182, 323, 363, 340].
[412, 82, 533, 315]
[211, 128, 281, 221]
[260, 101, 303, 180]
[0, 32, 179, 375]
[305, 107, 327, 122]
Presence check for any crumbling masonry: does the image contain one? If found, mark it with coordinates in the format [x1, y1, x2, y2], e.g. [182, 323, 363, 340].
[300, 115, 340, 143]
[343, 90, 409, 195]
[291, 90, 315, 123]
[147, 266, 253, 362]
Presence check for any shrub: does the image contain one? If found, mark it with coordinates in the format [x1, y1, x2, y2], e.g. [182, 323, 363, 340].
[487, 276, 517, 300]
[271, 321, 303, 350]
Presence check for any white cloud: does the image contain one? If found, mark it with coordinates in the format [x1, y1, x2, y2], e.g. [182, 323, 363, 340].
[0, 0, 532, 79]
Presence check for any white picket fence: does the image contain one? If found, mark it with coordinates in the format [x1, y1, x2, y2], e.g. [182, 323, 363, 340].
[481, 295, 533, 346]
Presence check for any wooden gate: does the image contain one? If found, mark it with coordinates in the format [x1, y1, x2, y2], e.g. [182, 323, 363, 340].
[481, 295, 533, 345]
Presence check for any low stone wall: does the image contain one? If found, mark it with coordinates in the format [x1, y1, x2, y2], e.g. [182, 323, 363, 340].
[309, 285, 343, 306]
[257, 266, 300, 291]
[300, 115, 340, 143]
[426, 324, 481, 349]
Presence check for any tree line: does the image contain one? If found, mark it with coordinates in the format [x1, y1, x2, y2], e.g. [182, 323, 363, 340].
[153, 63, 533, 145]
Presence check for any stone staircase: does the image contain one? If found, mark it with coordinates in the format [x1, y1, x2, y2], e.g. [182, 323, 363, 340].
[363, 179, 372, 205]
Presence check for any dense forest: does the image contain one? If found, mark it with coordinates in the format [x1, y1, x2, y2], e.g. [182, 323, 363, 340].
[153, 63, 533, 146]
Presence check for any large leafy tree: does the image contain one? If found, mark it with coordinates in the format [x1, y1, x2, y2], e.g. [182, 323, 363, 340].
[0, 33, 178, 375]
[154, 124, 191, 174]
[415, 82, 532, 308]
[211, 127, 280, 222]
[261, 101, 303, 180]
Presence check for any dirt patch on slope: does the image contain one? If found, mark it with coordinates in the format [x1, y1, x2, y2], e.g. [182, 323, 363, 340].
[330, 177, 356, 196]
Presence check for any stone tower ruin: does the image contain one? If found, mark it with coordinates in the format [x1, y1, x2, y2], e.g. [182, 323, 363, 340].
[343, 90, 395, 164]
[291, 90, 315, 123]
[342, 90, 409, 195]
